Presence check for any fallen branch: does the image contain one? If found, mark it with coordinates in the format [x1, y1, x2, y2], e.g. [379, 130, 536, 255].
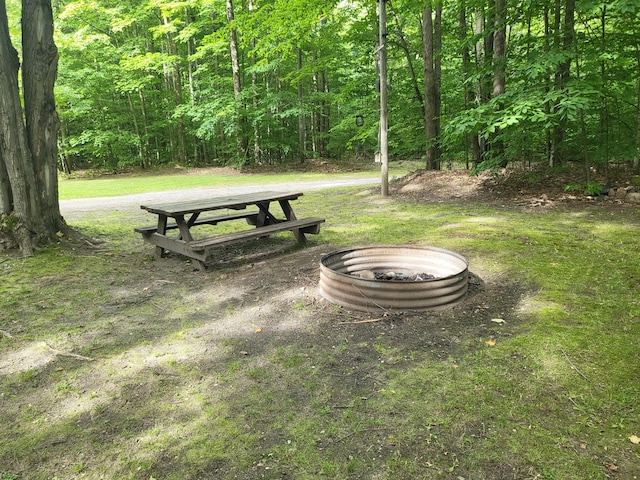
[45, 342, 94, 361]
[558, 345, 589, 381]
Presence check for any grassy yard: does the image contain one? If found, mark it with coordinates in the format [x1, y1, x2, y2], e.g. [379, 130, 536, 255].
[0, 170, 639, 480]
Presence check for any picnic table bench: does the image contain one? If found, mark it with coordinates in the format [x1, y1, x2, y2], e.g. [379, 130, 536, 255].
[135, 191, 324, 270]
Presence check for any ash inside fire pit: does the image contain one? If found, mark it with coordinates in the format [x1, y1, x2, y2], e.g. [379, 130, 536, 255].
[355, 270, 438, 282]
[320, 245, 469, 311]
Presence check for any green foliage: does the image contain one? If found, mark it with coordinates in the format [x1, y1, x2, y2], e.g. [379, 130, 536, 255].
[564, 180, 602, 196]
[49, 0, 640, 171]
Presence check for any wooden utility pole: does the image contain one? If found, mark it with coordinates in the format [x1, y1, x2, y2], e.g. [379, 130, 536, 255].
[378, 0, 389, 197]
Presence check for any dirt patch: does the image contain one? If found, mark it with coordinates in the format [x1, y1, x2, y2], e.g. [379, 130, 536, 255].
[392, 163, 640, 210]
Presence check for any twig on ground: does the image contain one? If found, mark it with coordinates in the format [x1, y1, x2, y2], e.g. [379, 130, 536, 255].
[354, 285, 392, 314]
[45, 342, 95, 361]
[337, 317, 385, 324]
[1, 329, 14, 338]
[150, 301, 167, 311]
[558, 345, 589, 381]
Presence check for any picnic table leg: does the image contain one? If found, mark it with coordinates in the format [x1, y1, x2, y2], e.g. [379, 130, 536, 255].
[255, 201, 280, 226]
[155, 215, 168, 258]
[175, 215, 207, 271]
[278, 199, 306, 243]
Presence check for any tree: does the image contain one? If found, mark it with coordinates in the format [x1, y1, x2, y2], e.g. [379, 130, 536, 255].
[422, 1, 442, 170]
[0, 0, 65, 254]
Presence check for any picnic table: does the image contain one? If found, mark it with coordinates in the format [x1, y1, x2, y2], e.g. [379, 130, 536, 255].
[135, 191, 325, 271]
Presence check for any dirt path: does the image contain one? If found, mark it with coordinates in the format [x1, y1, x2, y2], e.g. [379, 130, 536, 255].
[59, 176, 381, 220]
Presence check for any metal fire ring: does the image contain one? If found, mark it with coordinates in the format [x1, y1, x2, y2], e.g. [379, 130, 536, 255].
[319, 245, 468, 312]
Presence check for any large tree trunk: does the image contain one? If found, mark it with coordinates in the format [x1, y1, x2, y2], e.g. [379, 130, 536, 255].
[0, 0, 43, 253]
[22, 0, 64, 233]
[422, 5, 441, 170]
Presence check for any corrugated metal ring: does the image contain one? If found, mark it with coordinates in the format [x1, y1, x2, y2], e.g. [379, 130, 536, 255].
[319, 245, 468, 312]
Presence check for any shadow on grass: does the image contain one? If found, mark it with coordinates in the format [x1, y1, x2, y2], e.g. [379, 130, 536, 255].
[1, 239, 541, 480]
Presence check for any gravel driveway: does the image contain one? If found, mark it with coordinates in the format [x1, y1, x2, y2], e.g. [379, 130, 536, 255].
[60, 176, 381, 220]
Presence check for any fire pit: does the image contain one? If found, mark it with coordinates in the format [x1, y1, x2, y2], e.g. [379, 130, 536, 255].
[319, 245, 468, 312]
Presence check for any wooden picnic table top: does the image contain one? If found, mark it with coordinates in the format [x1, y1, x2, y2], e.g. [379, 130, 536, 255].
[140, 191, 304, 216]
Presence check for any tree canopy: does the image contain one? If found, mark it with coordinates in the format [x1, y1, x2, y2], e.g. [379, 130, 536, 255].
[2, 0, 638, 177]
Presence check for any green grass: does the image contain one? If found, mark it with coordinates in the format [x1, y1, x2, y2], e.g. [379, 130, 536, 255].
[1, 170, 639, 479]
[58, 163, 414, 200]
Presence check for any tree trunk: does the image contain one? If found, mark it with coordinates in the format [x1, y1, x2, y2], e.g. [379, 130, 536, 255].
[297, 48, 306, 163]
[434, 3, 442, 142]
[544, 4, 552, 166]
[0, 0, 45, 252]
[458, 0, 476, 169]
[551, 0, 575, 166]
[599, 6, 609, 171]
[0, 153, 11, 215]
[636, 51, 640, 171]
[162, 13, 187, 164]
[422, 5, 440, 170]
[22, 0, 64, 233]
[226, 0, 245, 161]
[126, 92, 146, 168]
[472, 8, 486, 162]
[249, 0, 260, 164]
[492, 0, 507, 166]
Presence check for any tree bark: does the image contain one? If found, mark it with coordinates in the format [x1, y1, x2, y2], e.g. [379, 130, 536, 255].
[0, 152, 11, 215]
[22, 0, 64, 233]
[0, 0, 42, 252]
[422, 5, 440, 170]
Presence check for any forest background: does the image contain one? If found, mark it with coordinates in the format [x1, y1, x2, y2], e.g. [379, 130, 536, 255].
[6, 0, 640, 176]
